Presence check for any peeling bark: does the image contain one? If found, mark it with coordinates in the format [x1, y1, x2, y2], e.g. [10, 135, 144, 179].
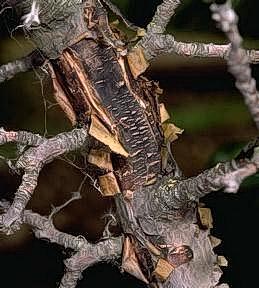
[0, 1, 258, 288]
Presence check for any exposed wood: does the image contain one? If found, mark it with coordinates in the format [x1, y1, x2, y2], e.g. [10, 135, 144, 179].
[198, 207, 214, 229]
[89, 115, 129, 157]
[121, 237, 149, 284]
[1, 1, 254, 288]
[153, 258, 174, 281]
[88, 149, 113, 171]
[98, 172, 121, 196]
[127, 46, 150, 79]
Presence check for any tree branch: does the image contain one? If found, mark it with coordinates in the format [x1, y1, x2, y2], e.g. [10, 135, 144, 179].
[0, 201, 123, 288]
[60, 237, 123, 288]
[211, 2, 259, 130]
[135, 0, 259, 67]
[146, 0, 181, 34]
[0, 50, 45, 83]
[140, 37, 259, 63]
[0, 128, 89, 234]
[155, 139, 259, 211]
[0, 127, 45, 146]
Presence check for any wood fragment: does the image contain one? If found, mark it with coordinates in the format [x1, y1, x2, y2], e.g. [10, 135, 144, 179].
[198, 207, 213, 229]
[121, 237, 149, 284]
[209, 235, 222, 248]
[137, 28, 146, 37]
[127, 46, 150, 79]
[162, 122, 183, 143]
[89, 115, 129, 157]
[146, 241, 161, 257]
[98, 172, 121, 196]
[159, 103, 170, 123]
[217, 255, 228, 267]
[153, 258, 174, 281]
[88, 149, 113, 171]
[48, 64, 76, 125]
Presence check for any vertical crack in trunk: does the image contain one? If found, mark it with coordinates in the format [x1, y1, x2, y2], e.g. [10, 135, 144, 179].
[50, 38, 163, 194]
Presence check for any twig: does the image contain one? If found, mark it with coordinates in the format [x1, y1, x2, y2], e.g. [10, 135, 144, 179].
[0, 127, 45, 146]
[0, 5, 11, 15]
[0, 50, 45, 83]
[59, 237, 123, 288]
[135, 0, 181, 61]
[138, 32, 259, 63]
[0, 201, 87, 250]
[146, 0, 181, 34]
[28, 210, 123, 288]
[21, 0, 40, 29]
[0, 128, 89, 234]
[49, 192, 82, 220]
[58, 155, 103, 194]
[134, 0, 259, 72]
[155, 138, 259, 211]
[0, 201, 123, 288]
[48, 176, 87, 220]
[211, 2, 259, 130]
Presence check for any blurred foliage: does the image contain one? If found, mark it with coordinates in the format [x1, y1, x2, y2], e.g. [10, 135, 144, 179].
[208, 142, 245, 165]
[1, 0, 259, 168]
[111, 0, 259, 37]
[1, 1, 259, 37]
[1, 1, 259, 288]
[171, 97, 251, 132]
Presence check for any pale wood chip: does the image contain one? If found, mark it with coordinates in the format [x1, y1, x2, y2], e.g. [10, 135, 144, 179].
[122, 237, 149, 284]
[198, 207, 213, 229]
[88, 149, 113, 171]
[153, 258, 174, 281]
[127, 46, 150, 78]
[217, 255, 228, 267]
[98, 172, 121, 196]
[89, 115, 129, 157]
[160, 103, 170, 123]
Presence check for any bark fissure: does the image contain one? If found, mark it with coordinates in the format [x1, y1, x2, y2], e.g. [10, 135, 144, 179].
[0, 1, 258, 288]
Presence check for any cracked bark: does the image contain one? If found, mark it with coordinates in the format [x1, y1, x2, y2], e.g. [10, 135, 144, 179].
[0, 50, 45, 83]
[0, 1, 258, 288]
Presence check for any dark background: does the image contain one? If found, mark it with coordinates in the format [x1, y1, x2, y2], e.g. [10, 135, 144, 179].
[0, 0, 259, 287]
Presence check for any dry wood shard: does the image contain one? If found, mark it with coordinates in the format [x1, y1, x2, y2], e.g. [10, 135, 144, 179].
[159, 103, 170, 123]
[162, 122, 184, 143]
[48, 64, 77, 125]
[217, 255, 228, 267]
[153, 258, 174, 281]
[127, 46, 150, 79]
[198, 207, 213, 229]
[209, 235, 222, 248]
[89, 115, 129, 157]
[98, 172, 121, 196]
[121, 237, 149, 284]
[88, 149, 113, 171]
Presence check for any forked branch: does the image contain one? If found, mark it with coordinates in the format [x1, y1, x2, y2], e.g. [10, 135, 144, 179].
[0, 201, 123, 288]
[136, 0, 259, 65]
[211, 2, 259, 129]
[156, 151, 258, 211]
[0, 128, 89, 234]
[153, 2, 259, 212]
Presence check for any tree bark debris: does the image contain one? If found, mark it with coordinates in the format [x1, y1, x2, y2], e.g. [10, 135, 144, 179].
[0, 1, 259, 288]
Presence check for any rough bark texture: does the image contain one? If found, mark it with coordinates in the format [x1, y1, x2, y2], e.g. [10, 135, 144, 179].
[0, 1, 259, 288]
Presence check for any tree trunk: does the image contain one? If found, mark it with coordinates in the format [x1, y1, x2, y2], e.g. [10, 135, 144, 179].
[1, 1, 259, 288]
